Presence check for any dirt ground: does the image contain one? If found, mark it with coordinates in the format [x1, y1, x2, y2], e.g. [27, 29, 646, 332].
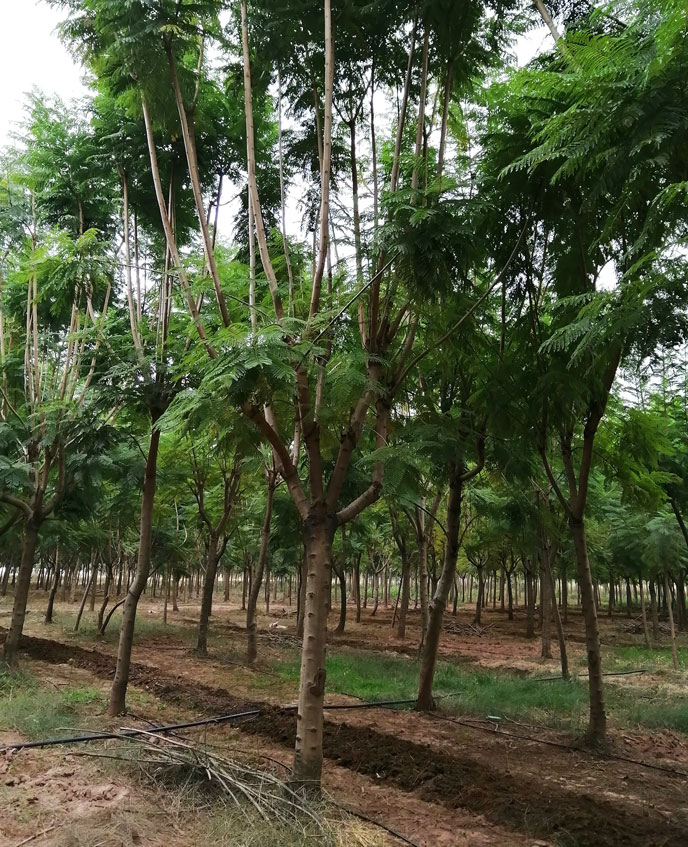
[2, 590, 688, 846]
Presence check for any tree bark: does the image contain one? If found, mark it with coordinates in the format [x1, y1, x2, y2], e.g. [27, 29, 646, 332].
[664, 571, 679, 671]
[2, 521, 40, 665]
[108, 428, 160, 716]
[416, 477, 462, 710]
[247, 476, 276, 663]
[291, 514, 335, 788]
[196, 534, 219, 656]
[569, 517, 606, 745]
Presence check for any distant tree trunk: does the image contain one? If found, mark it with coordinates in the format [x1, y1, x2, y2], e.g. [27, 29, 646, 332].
[540, 561, 553, 659]
[639, 580, 651, 649]
[74, 563, 98, 633]
[108, 427, 160, 716]
[353, 554, 361, 623]
[196, 534, 219, 656]
[526, 566, 536, 638]
[649, 579, 659, 639]
[334, 563, 346, 635]
[397, 553, 411, 638]
[417, 475, 463, 710]
[173, 573, 180, 611]
[664, 571, 679, 671]
[44, 544, 61, 625]
[474, 566, 484, 625]
[247, 476, 276, 663]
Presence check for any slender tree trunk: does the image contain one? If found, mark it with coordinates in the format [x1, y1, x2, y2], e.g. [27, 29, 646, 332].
[664, 571, 679, 671]
[353, 554, 361, 623]
[417, 478, 462, 710]
[540, 560, 553, 658]
[74, 563, 97, 632]
[247, 477, 276, 663]
[649, 579, 660, 639]
[397, 553, 411, 638]
[334, 563, 346, 635]
[108, 428, 161, 716]
[3, 521, 40, 665]
[44, 544, 61, 625]
[196, 534, 219, 656]
[569, 517, 606, 745]
[544, 555, 569, 678]
[639, 580, 651, 649]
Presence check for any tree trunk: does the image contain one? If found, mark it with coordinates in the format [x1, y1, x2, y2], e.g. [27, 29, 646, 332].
[664, 571, 679, 671]
[334, 564, 346, 635]
[569, 517, 606, 745]
[108, 428, 160, 716]
[649, 579, 659, 639]
[397, 553, 411, 638]
[417, 478, 462, 710]
[291, 514, 335, 788]
[353, 554, 361, 623]
[196, 534, 219, 656]
[44, 545, 61, 625]
[74, 563, 97, 633]
[540, 561, 553, 659]
[247, 478, 275, 663]
[2, 521, 40, 665]
[639, 580, 651, 649]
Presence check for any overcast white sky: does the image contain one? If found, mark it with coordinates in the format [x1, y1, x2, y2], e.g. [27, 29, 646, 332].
[0, 1, 548, 148]
[0, 1, 88, 145]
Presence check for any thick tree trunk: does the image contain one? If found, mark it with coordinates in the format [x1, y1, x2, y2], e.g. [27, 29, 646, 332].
[292, 514, 335, 788]
[416, 478, 462, 710]
[196, 534, 219, 656]
[569, 517, 606, 745]
[108, 428, 160, 716]
[247, 478, 275, 663]
[3, 521, 40, 665]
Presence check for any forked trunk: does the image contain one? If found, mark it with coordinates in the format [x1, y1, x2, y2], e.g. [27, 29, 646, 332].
[416, 478, 462, 710]
[3, 520, 40, 665]
[569, 517, 606, 745]
[196, 534, 219, 655]
[108, 428, 160, 716]
[292, 514, 335, 788]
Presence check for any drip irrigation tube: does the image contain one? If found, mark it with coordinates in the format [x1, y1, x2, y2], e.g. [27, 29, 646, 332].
[0, 696, 432, 754]
[2, 710, 261, 753]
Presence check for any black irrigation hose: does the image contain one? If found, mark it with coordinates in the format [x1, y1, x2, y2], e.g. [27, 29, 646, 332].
[0, 697, 432, 754]
[2, 710, 262, 753]
[531, 669, 648, 682]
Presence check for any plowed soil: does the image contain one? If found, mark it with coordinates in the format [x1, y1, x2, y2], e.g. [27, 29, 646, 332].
[5, 628, 688, 847]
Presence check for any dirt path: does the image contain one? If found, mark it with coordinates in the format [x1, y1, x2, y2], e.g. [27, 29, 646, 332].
[5, 630, 688, 847]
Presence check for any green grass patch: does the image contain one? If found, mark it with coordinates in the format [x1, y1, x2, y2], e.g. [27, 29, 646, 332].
[270, 647, 688, 735]
[0, 665, 104, 740]
[604, 643, 688, 672]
